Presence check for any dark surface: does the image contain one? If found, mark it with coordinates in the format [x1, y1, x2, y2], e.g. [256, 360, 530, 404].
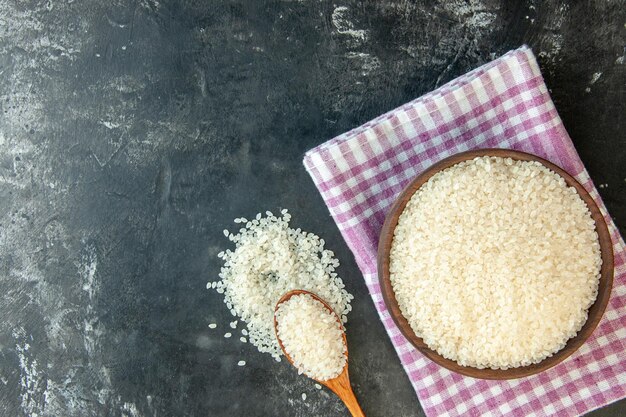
[0, 0, 624, 416]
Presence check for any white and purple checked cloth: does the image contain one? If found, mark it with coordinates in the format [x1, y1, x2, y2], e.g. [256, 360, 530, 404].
[303, 46, 626, 417]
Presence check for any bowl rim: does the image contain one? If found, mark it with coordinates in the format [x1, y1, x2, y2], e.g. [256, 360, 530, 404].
[377, 148, 614, 380]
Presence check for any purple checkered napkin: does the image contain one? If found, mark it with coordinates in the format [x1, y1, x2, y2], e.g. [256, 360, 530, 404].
[303, 46, 626, 416]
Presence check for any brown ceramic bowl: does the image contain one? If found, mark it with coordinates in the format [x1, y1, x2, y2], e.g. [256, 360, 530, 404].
[377, 148, 614, 379]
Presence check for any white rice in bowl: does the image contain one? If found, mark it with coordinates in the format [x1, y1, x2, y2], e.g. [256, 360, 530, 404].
[275, 294, 347, 381]
[390, 156, 602, 370]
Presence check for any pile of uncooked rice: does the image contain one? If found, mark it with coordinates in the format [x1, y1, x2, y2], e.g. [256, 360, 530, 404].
[209, 210, 353, 360]
[275, 294, 347, 380]
[390, 156, 602, 370]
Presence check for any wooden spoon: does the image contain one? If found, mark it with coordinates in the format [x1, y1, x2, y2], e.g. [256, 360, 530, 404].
[274, 290, 365, 417]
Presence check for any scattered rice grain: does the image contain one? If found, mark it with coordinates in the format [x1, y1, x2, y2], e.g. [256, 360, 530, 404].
[209, 210, 353, 360]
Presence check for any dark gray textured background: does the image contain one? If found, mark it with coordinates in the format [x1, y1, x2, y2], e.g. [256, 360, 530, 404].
[0, 0, 624, 416]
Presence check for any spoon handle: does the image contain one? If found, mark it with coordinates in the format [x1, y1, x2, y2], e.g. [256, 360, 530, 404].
[326, 372, 365, 417]
[340, 387, 365, 417]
